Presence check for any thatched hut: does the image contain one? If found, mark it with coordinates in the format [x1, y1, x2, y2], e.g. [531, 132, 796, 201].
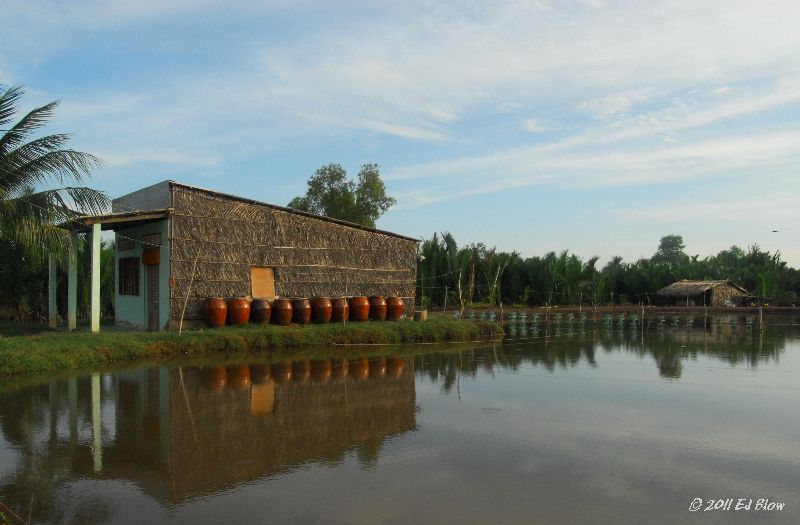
[66, 180, 418, 331]
[655, 279, 749, 307]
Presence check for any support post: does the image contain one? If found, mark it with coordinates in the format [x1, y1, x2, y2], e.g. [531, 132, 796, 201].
[68, 232, 78, 331]
[91, 223, 101, 333]
[48, 253, 58, 328]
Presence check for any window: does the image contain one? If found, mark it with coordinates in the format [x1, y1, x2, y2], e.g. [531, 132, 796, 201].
[251, 267, 276, 299]
[119, 257, 140, 296]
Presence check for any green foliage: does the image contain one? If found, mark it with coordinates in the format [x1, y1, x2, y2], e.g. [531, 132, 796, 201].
[0, 85, 108, 252]
[287, 163, 396, 228]
[417, 233, 800, 307]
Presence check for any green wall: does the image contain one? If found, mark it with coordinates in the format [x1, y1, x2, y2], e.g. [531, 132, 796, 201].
[114, 220, 170, 331]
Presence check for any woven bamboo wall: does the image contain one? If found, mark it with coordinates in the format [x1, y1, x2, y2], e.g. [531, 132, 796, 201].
[169, 185, 418, 321]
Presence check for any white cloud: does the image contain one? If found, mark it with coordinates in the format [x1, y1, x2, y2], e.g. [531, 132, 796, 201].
[521, 119, 550, 133]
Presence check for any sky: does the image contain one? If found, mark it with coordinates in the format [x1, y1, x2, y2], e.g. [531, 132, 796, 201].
[2, 0, 799, 265]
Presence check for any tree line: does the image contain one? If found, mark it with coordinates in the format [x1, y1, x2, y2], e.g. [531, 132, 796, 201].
[416, 233, 800, 308]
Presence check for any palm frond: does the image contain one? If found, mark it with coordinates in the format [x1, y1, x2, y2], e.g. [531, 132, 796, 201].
[0, 85, 25, 128]
[0, 96, 60, 154]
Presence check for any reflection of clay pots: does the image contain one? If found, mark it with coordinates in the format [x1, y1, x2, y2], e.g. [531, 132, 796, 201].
[386, 297, 405, 321]
[292, 360, 311, 382]
[271, 362, 293, 384]
[227, 365, 251, 390]
[369, 357, 387, 378]
[350, 357, 370, 381]
[387, 357, 405, 378]
[204, 298, 227, 328]
[250, 364, 271, 385]
[311, 360, 332, 383]
[271, 299, 293, 326]
[226, 298, 251, 325]
[349, 296, 370, 322]
[331, 298, 349, 322]
[310, 297, 333, 323]
[292, 298, 312, 324]
[251, 299, 272, 324]
[331, 359, 349, 379]
[202, 366, 228, 391]
[369, 296, 387, 321]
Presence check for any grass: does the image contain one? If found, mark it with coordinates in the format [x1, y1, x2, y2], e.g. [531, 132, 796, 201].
[0, 318, 502, 378]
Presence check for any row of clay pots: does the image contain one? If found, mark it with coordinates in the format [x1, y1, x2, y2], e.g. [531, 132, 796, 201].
[201, 357, 407, 391]
[204, 295, 405, 328]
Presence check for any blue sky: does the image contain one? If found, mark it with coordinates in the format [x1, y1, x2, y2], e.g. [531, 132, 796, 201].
[2, 0, 799, 265]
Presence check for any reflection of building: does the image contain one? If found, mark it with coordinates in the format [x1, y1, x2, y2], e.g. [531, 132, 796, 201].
[103, 358, 415, 503]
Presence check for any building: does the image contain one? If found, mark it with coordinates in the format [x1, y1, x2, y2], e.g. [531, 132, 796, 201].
[54, 181, 418, 331]
[655, 279, 749, 307]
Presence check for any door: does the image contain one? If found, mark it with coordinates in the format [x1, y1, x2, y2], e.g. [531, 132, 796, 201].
[147, 264, 160, 331]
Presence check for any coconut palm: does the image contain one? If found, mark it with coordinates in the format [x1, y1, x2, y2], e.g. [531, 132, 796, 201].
[0, 85, 108, 252]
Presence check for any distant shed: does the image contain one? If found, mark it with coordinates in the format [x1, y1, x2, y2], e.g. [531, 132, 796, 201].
[655, 280, 749, 307]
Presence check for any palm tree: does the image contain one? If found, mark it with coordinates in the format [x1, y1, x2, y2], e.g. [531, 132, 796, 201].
[0, 85, 108, 252]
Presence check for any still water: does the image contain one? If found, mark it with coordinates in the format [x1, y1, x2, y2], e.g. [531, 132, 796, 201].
[1, 316, 799, 524]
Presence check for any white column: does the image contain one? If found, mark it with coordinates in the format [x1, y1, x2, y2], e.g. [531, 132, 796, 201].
[68, 232, 78, 331]
[48, 253, 58, 328]
[91, 223, 101, 333]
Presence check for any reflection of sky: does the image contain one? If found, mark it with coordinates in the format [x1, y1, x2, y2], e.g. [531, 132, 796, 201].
[1, 334, 799, 524]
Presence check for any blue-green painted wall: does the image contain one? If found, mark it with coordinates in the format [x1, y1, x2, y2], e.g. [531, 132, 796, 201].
[114, 220, 170, 331]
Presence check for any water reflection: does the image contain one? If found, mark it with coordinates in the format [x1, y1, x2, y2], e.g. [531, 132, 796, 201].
[0, 318, 797, 523]
[0, 357, 415, 522]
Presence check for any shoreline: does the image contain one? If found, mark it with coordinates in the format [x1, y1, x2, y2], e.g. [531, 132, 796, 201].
[0, 318, 502, 378]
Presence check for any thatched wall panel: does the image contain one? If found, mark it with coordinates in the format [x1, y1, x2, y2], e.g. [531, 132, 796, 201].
[169, 186, 417, 321]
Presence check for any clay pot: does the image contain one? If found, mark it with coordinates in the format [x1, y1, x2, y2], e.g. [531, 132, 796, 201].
[202, 366, 227, 391]
[369, 357, 387, 378]
[310, 297, 333, 323]
[204, 297, 227, 328]
[292, 360, 311, 383]
[369, 295, 387, 321]
[350, 357, 370, 381]
[226, 297, 251, 325]
[387, 357, 405, 378]
[311, 360, 332, 383]
[250, 299, 272, 324]
[271, 362, 293, 384]
[291, 298, 312, 324]
[349, 296, 370, 322]
[331, 297, 349, 323]
[386, 296, 405, 321]
[227, 365, 251, 390]
[271, 298, 293, 326]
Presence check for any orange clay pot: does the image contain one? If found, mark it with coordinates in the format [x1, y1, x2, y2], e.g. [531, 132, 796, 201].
[349, 296, 370, 322]
[310, 297, 333, 323]
[204, 297, 227, 328]
[369, 296, 387, 321]
[386, 296, 405, 321]
[291, 298, 312, 324]
[226, 297, 251, 325]
[250, 298, 272, 324]
[331, 297, 349, 322]
[271, 299, 293, 326]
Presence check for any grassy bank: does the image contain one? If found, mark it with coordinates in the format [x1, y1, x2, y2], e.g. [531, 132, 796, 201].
[0, 318, 501, 378]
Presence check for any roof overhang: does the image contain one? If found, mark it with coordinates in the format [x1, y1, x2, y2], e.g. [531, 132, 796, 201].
[63, 209, 171, 233]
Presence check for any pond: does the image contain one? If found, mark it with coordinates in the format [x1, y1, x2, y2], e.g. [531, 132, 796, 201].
[1, 315, 799, 524]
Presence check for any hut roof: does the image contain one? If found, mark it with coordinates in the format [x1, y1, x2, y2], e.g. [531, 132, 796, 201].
[168, 181, 419, 243]
[656, 279, 749, 297]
